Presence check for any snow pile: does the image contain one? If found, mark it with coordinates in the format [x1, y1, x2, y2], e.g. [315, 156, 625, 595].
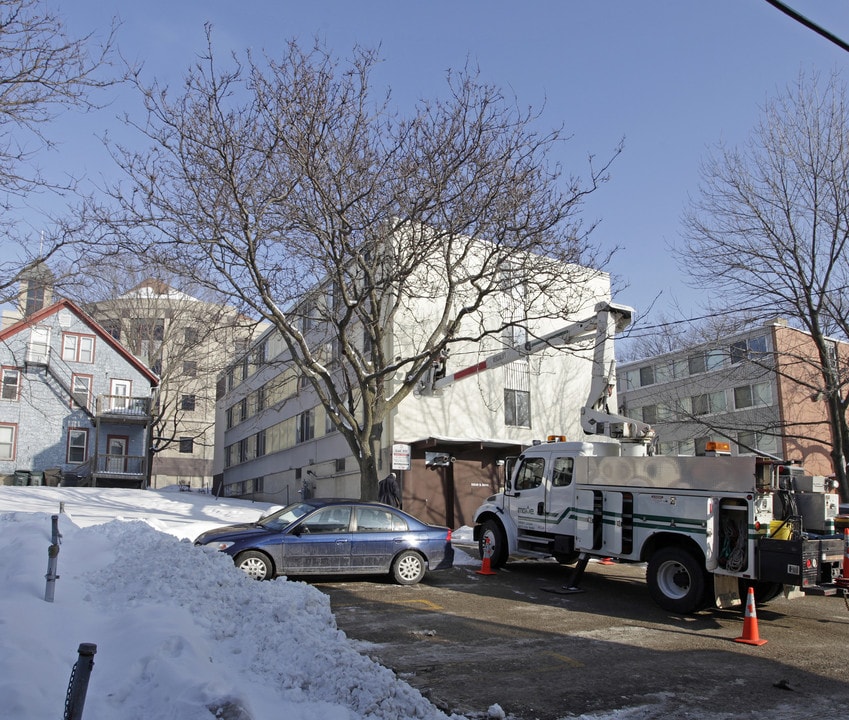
[0, 488, 461, 720]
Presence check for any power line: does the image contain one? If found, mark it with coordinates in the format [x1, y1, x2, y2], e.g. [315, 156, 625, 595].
[764, 0, 849, 53]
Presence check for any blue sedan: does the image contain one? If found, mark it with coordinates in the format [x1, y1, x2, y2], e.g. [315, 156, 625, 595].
[195, 499, 454, 585]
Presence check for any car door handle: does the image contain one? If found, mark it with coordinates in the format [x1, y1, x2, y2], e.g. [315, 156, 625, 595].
[335, 539, 349, 545]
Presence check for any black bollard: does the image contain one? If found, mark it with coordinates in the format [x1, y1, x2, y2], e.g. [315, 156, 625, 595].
[64, 643, 97, 720]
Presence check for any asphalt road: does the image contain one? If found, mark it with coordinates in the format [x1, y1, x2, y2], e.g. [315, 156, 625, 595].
[313, 556, 849, 720]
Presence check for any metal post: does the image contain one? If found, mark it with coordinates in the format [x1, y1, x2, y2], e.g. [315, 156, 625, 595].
[64, 643, 97, 720]
[44, 514, 60, 602]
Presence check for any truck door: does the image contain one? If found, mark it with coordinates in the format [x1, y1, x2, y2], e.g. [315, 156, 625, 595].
[508, 454, 547, 533]
[545, 456, 576, 533]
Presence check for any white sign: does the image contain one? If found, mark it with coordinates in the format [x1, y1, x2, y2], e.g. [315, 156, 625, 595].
[391, 443, 411, 471]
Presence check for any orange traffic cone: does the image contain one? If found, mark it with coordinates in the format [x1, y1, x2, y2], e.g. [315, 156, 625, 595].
[599, 557, 615, 565]
[476, 536, 497, 576]
[734, 587, 767, 645]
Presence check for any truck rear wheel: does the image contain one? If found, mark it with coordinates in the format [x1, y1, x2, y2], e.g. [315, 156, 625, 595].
[647, 546, 709, 614]
[739, 579, 783, 605]
[479, 518, 508, 568]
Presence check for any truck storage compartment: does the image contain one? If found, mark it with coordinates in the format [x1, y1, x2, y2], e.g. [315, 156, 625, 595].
[757, 537, 843, 588]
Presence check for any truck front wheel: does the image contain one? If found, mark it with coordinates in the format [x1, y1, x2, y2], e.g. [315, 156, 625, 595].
[646, 546, 708, 614]
[479, 518, 508, 568]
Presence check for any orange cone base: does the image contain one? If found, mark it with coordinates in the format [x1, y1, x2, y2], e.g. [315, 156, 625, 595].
[599, 557, 615, 565]
[476, 559, 497, 576]
[734, 635, 767, 646]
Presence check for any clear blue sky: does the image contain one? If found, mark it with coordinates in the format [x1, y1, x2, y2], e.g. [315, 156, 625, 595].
[33, 1, 849, 326]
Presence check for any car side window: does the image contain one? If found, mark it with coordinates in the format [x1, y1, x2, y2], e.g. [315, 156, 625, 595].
[552, 457, 574, 487]
[300, 506, 351, 533]
[515, 457, 545, 491]
[356, 507, 408, 532]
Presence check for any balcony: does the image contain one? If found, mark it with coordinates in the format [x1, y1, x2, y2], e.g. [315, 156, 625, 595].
[25, 344, 50, 366]
[95, 395, 152, 424]
[92, 453, 148, 488]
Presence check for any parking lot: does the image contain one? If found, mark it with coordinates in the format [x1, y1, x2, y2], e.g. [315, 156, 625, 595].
[314, 556, 849, 720]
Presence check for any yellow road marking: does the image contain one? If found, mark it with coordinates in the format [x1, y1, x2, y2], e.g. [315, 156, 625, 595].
[545, 651, 584, 668]
[400, 599, 444, 611]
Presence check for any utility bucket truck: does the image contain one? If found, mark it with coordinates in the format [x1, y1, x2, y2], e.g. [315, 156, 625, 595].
[423, 303, 845, 613]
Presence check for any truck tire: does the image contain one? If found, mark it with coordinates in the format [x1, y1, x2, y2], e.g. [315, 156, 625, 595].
[739, 579, 783, 605]
[479, 518, 508, 568]
[646, 546, 709, 614]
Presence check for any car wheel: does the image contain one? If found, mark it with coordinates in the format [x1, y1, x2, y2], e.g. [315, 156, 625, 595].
[479, 518, 508, 568]
[646, 546, 709, 614]
[392, 550, 426, 585]
[234, 550, 273, 580]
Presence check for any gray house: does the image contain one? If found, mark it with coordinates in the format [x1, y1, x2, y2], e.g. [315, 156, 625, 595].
[0, 299, 159, 487]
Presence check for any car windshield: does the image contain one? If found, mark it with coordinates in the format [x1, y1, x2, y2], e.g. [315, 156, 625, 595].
[257, 503, 315, 531]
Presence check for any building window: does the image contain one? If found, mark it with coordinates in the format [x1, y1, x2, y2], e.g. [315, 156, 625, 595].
[504, 360, 531, 427]
[731, 335, 768, 364]
[734, 382, 772, 409]
[226, 406, 234, 429]
[256, 430, 266, 457]
[1, 368, 21, 401]
[296, 409, 315, 443]
[183, 361, 197, 378]
[184, 327, 199, 345]
[335, 457, 346, 473]
[737, 431, 778, 456]
[639, 365, 655, 387]
[504, 388, 531, 427]
[252, 341, 266, 367]
[688, 353, 708, 376]
[71, 374, 92, 409]
[24, 284, 45, 315]
[689, 390, 726, 416]
[181, 394, 196, 411]
[153, 321, 165, 341]
[179, 437, 194, 454]
[62, 333, 95, 363]
[103, 322, 121, 341]
[67, 428, 88, 463]
[639, 404, 658, 425]
[0, 423, 16, 460]
[363, 328, 374, 363]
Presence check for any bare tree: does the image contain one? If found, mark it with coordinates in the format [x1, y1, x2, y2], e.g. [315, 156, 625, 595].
[0, 0, 116, 307]
[680, 70, 849, 498]
[88, 34, 618, 499]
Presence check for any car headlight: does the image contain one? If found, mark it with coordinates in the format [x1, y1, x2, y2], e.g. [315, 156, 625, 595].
[211, 541, 234, 551]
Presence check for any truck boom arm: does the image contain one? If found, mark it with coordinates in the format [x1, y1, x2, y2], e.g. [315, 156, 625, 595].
[419, 302, 656, 448]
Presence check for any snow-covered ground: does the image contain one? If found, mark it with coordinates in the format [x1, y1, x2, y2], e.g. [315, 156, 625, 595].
[0, 486, 643, 720]
[0, 486, 492, 720]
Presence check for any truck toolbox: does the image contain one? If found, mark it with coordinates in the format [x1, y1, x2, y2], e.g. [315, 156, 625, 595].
[758, 537, 844, 590]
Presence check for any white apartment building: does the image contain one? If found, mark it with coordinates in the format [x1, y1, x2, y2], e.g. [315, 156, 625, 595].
[214, 253, 613, 528]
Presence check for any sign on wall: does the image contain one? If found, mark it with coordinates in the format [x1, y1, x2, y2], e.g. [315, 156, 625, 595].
[391, 443, 411, 471]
